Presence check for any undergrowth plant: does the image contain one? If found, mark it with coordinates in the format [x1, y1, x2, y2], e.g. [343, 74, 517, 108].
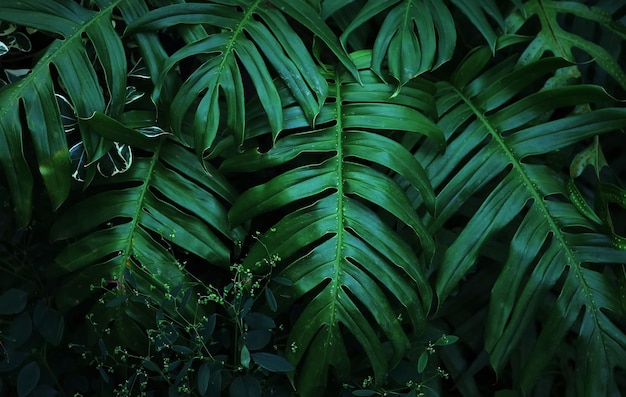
[1, 0, 626, 396]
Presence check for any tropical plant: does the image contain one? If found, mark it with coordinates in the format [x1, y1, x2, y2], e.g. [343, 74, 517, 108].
[1, 0, 626, 396]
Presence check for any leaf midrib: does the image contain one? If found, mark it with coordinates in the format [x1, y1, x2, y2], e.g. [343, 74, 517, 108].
[121, 141, 163, 271]
[214, 0, 264, 84]
[533, 0, 570, 59]
[452, 82, 603, 348]
[328, 70, 344, 343]
[0, 0, 123, 121]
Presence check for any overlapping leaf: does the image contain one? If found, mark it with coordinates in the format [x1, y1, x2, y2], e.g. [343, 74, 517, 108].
[0, 0, 129, 227]
[50, 126, 245, 349]
[339, 0, 504, 86]
[506, 0, 626, 90]
[126, 0, 358, 156]
[418, 46, 626, 395]
[340, 0, 455, 86]
[223, 51, 443, 397]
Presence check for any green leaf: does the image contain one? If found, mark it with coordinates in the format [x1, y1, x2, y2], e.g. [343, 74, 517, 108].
[251, 352, 295, 373]
[450, 0, 503, 52]
[175, 358, 195, 386]
[84, 111, 170, 151]
[50, 140, 242, 354]
[0, 91, 36, 227]
[98, 338, 107, 359]
[245, 330, 272, 351]
[172, 345, 194, 354]
[17, 362, 40, 397]
[8, 312, 32, 348]
[0, 288, 28, 315]
[352, 390, 377, 396]
[265, 287, 278, 312]
[509, 0, 626, 90]
[434, 334, 458, 346]
[417, 351, 429, 373]
[199, 315, 217, 343]
[425, 42, 626, 396]
[270, 0, 359, 82]
[227, 52, 441, 396]
[244, 312, 275, 330]
[105, 294, 128, 308]
[142, 360, 161, 373]
[32, 302, 64, 346]
[0, 0, 127, 225]
[126, 1, 330, 152]
[241, 345, 251, 369]
[0, 351, 28, 373]
[197, 362, 210, 396]
[341, 0, 456, 85]
[99, 366, 110, 383]
[229, 375, 261, 397]
[272, 277, 293, 287]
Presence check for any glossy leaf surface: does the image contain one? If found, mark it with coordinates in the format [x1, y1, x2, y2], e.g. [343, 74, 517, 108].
[420, 47, 626, 396]
[226, 51, 442, 396]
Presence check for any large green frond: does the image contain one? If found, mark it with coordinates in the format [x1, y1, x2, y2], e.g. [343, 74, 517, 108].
[424, 46, 626, 395]
[51, 128, 244, 351]
[126, 0, 356, 155]
[340, 0, 456, 85]
[507, 0, 626, 91]
[339, 0, 503, 86]
[0, 0, 129, 226]
[224, 51, 443, 396]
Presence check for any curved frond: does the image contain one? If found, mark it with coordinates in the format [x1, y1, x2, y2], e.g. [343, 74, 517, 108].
[423, 46, 626, 395]
[126, 0, 357, 154]
[0, 0, 128, 226]
[224, 51, 443, 396]
[339, 0, 504, 86]
[51, 130, 244, 350]
[340, 0, 456, 85]
[507, 0, 626, 91]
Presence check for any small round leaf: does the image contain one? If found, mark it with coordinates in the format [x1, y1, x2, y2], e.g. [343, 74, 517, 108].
[17, 361, 40, 397]
[34, 305, 64, 346]
[240, 345, 251, 369]
[229, 375, 261, 397]
[250, 352, 294, 373]
[9, 312, 32, 348]
[142, 360, 160, 373]
[172, 345, 194, 354]
[197, 362, 210, 396]
[244, 312, 275, 330]
[0, 288, 28, 315]
[417, 351, 429, 373]
[352, 390, 377, 396]
[264, 288, 277, 312]
[245, 330, 272, 351]
[98, 367, 110, 383]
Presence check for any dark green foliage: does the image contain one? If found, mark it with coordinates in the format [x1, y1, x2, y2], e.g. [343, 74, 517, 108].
[1, 0, 626, 396]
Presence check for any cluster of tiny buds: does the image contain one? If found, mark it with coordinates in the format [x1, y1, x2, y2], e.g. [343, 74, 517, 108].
[437, 366, 450, 380]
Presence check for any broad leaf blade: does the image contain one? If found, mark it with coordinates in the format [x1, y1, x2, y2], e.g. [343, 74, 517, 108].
[227, 52, 441, 396]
